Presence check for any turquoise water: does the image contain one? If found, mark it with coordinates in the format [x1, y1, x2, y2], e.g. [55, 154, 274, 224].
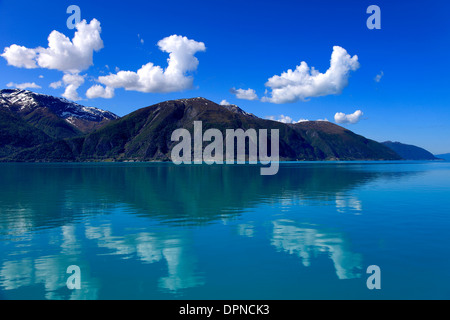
[0, 162, 449, 300]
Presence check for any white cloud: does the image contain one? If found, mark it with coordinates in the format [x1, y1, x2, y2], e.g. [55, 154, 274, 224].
[2, 19, 104, 101]
[220, 99, 231, 106]
[1, 19, 103, 74]
[97, 35, 205, 94]
[266, 115, 309, 124]
[266, 115, 294, 123]
[6, 82, 41, 90]
[230, 88, 258, 101]
[262, 46, 360, 104]
[49, 81, 63, 89]
[39, 75, 44, 79]
[280, 115, 295, 123]
[138, 34, 144, 44]
[86, 85, 115, 99]
[375, 71, 384, 82]
[1, 45, 38, 69]
[334, 110, 363, 124]
[62, 74, 85, 101]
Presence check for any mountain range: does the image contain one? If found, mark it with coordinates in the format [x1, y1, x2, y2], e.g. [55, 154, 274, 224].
[0, 89, 440, 163]
[381, 141, 439, 160]
[435, 153, 450, 161]
[0, 89, 118, 159]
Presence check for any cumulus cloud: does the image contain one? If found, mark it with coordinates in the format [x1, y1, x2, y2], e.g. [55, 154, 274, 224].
[49, 81, 63, 89]
[374, 71, 384, 82]
[266, 115, 310, 124]
[1, 19, 103, 74]
[96, 35, 205, 94]
[262, 46, 360, 104]
[334, 110, 363, 124]
[62, 74, 85, 101]
[86, 85, 115, 99]
[220, 99, 231, 106]
[266, 115, 294, 123]
[1, 45, 38, 69]
[6, 82, 41, 90]
[230, 88, 258, 101]
[2, 19, 104, 101]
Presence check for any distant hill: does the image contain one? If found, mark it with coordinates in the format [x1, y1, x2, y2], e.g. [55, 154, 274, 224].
[292, 121, 401, 161]
[0, 94, 401, 162]
[382, 141, 438, 160]
[0, 89, 119, 139]
[435, 153, 450, 161]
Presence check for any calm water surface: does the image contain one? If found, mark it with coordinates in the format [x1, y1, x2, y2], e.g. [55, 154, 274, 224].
[0, 162, 449, 300]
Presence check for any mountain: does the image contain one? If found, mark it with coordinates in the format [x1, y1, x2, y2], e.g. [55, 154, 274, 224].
[221, 103, 258, 118]
[435, 153, 450, 161]
[1, 95, 402, 162]
[0, 89, 119, 159]
[290, 121, 401, 161]
[0, 107, 53, 158]
[0, 89, 119, 139]
[382, 141, 438, 160]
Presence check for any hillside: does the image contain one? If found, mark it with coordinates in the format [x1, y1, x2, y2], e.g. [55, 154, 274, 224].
[0, 89, 119, 139]
[0, 107, 53, 158]
[1, 96, 402, 162]
[292, 121, 400, 161]
[382, 141, 438, 160]
[435, 153, 450, 161]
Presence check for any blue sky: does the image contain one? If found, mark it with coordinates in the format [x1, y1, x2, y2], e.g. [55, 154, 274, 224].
[1, 0, 449, 154]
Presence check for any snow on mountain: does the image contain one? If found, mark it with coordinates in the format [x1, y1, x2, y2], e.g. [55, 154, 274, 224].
[0, 89, 119, 124]
[221, 103, 258, 118]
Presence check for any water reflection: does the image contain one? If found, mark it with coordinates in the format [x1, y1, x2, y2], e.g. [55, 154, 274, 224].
[1, 219, 204, 298]
[271, 219, 362, 279]
[0, 252, 99, 299]
[83, 222, 204, 292]
[0, 163, 420, 299]
[237, 224, 255, 238]
[335, 192, 362, 214]
[0, 163, 415, 231]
